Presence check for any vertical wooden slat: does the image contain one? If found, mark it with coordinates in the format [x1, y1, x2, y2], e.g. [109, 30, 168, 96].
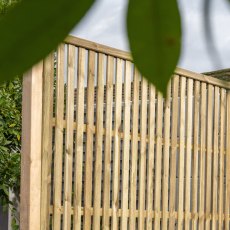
[103, 56, 114, 228]
[212, 86, 219, 230]
[218, 89, 226, 230]
[121, 61, 132, 229]
[138, 77, 148, 230]
[146, 84, 156, 230]
[162, 82, 171, 230]
[184, 79, 193, 230]
[53, 44, 65, 230]
[169, 75, 179, 228]
[225, 90, 230, 230]
[191, 81, 200, 230]
[205, 84, 214, 230]
[154, 92, 163, 230]
[129, 68, 140, 230]
[112, 58, 122, 230]
[20, 62, 43, 230]
[198, 82, 207, 230]
[83, 50, 95, 229]
[178, 77, 186, 230]
[73, 48, 86, 229]
[41, 53, 54, 230]
[93, 53, 104, 230]
[63, 45, 75, 230]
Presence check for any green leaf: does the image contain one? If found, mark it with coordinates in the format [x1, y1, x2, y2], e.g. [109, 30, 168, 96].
[0, 0, 94, 83]
[127, 0, 181, 96]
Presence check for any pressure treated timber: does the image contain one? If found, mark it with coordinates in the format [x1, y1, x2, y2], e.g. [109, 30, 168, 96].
[21, 36, 230, 230]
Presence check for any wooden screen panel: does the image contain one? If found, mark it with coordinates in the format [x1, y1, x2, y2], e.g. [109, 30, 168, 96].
[42, 40, 230, 230]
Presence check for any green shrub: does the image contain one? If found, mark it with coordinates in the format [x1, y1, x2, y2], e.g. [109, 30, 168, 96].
[0, 77, 22, 229]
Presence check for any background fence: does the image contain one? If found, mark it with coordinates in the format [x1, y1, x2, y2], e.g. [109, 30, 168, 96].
[21, 36, 230, 230]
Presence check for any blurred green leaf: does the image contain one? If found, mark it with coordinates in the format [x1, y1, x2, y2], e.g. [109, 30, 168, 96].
[127, 0, 181, 96]
[0, 0, 94, 83]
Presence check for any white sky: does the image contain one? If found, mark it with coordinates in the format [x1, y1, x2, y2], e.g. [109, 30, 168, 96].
[71, 0, 230, 73]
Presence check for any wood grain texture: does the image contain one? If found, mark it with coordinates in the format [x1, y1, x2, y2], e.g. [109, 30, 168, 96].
[191, 81, 200, 230]
[212, 86, 219, 230]
[103, 55, 114, 229]
[225, 90, 230, 230]
[20, 62, 43, 230]
[83, 50, 95, 229]
[112, 58, 123, 230]
[41, 54, 54, 230]
[121, 61, 132, 229]
[73, 48, 86, 229]
[154, 92, 163, 230]
[198, 82, 207, 230]
[177, 77, 186, 230]
[129, 68, 140, 230]
[63, 45, 75, 230]
[184, 79, 193, 230]
[162, 82, 171, 230]
[53, 44, 65, 230]
[138, 77, 148, 230]
[146, 83, 156, 230]
[218, 89, 226, 230]
[93, 53, 104, 230]
[205, 84, 214, 230]
[169, 76, 179, 228]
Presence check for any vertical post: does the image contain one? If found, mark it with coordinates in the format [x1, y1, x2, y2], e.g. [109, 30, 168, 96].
[20, 62, 43, 230]
[225, 90, 230, 230]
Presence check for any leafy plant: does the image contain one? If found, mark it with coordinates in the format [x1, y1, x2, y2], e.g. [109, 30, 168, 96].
[0, 0, 19, 16]
[0, 76, 22, 229]
[0, 0, 228, 94]
[127, 0, 181, 95]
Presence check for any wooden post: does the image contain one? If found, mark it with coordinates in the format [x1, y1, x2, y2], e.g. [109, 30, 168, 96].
[20, 62, 43, 230]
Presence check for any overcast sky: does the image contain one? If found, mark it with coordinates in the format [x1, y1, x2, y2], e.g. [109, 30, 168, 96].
[71, 0, 230, 73]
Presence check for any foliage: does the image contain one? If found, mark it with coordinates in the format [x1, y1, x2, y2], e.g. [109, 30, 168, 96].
[127, 0, 181, 96]
[0, 0, 94, 84]
[0, 0, 19, 17]
[0, 0, 228, 94]
[0, 77, 22, 229]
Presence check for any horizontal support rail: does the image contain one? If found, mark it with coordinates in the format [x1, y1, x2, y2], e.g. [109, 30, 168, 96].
[48, 206, 230, 221]
[52, 118, 227, 154]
